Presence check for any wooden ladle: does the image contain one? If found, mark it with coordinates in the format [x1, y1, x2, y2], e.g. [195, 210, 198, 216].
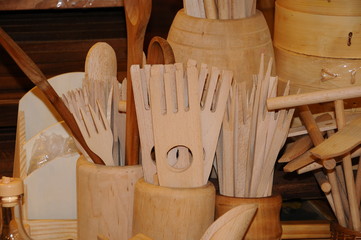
[0, 27, 104, 165]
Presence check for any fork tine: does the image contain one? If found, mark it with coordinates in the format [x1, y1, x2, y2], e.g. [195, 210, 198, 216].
[204, 67, 220, 111]
[175, 63, 185, 111]
[97, 99, 111, 130]
[186, 60, 200, 109]
[214, 70, 233, 111]
[150, 65, 165, 115]
[164, 64, 177, 113]
[199, 63, 209, 103]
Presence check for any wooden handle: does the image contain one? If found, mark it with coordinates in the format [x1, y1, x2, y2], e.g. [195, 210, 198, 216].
[147, 36, 175, 65]
[0, 27, 104, 165]
[267, 85, 361, 110]
[124, 0, 152, 165]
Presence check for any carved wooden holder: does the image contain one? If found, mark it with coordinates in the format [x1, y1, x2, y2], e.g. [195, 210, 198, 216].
[215, 194, 282, 240]
[77, 156, 143, 240]
[132, 179, 215, 240]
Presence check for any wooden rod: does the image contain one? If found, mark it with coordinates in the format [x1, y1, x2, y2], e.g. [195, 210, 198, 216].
[334, 99, 361, 231]
[267, 85, 361, 110]
[298, 105, 347, 227]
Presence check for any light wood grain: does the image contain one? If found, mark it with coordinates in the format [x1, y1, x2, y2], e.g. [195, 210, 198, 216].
[200, 203, 257, 240]
[77, 156, 143, 240]
[149, 63, 203, 188]
[204, 0, 218, 19]
[278, 135, 313, 163]
[133, 179, 215, 240]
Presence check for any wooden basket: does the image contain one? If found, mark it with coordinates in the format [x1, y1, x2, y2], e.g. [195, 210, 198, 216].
[330, 221, 361, 240]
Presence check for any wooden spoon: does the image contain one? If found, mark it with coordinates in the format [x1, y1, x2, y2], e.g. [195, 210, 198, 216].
[0, 27, 104, 165]
[124, 0, 152, 165]
[147, 36, 175, 65]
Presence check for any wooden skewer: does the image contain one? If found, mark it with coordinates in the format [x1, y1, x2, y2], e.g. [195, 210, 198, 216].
[298, 105, 347, 227]
[334, 99, 361, 231]
[218, 0, 230, 19]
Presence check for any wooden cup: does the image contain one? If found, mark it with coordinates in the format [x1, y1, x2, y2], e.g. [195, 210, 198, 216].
[132, 178, 215, 240]
[215, 194, 282, 240]
[77, 156, 144, 240]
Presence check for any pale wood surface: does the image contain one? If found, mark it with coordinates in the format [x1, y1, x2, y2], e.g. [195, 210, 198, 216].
[24, 219, 77, 240]
[334, 100, 361, 231]
[278, 135, 313, 163]
[200, 203, 257, 240]
[0, 0, 123, 10]
[204, 0, 218, 19]
[77, 156, 143, 240]
[311, 116, 361, 160]
[267, 85, 361, 111]
[201, 66, 232, 184]
[149, 63, 204, 188]
[167, 9, 274, 91]
[298, 105, 347, 227]
[129, 234, 153, 240]
[124, 0, 151, 165]
[130, 65, 156, 184]
[274, 2, 361, 58]
[133, 179, 215, 240]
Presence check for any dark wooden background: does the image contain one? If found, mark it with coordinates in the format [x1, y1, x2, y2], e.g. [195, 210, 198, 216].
[0, 0, 323, 200]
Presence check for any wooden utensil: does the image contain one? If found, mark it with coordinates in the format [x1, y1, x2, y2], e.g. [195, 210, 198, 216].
[147, 36, 175, 65]
[0, 27, 104, 165]
[298, 105, 347, 227]
[74, 101, 114, 166]
[149, 62, 204, 188]
[124, 0, 152, 165]
[278, 135, 313, 163]
[130, 64, 157, 184]
[200, 203, 258, 240]
[201, 65, 233, 184]
[311, 116, 361, 160]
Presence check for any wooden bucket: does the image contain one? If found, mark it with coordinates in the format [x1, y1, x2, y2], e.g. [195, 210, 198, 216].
[256, 0, 275, 39]
[167, 9, 275, 90]
[215, 194, 282, 240]
[132, 178, 215, 240]
[77, 156, 143, 240]
[274, 0, 361, 99]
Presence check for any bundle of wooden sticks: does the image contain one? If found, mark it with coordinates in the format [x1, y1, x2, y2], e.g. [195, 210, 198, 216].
[183, 0, 257, 19]
[216, 56, 295, 198]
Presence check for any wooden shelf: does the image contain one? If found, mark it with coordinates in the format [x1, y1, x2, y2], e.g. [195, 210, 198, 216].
[0, 0, 123, 11]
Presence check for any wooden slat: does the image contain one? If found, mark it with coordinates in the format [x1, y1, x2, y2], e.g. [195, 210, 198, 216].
[0, 0, 123, 10]
[281, 220, 331, 239]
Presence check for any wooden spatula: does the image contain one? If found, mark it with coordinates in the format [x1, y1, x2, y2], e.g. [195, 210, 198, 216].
[311, 116, 361, 160]
[0, 27, 104, 165]
[149, 62, 204, 188]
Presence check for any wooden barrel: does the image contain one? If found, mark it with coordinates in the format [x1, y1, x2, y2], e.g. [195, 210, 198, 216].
[132, 178, 215, 240]
[274, 0, 361, 100]
[167, 9, 275, 90]
[215, 194, 282, 240]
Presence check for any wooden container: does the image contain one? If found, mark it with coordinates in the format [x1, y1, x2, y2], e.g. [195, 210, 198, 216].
[132, 178, 215, 240]
[77, 156, 143, 240]
[257, 0, 275, 39]
[274, 0, 361, 97]
[215, 194, 282, 240]
[167, 9, 274, 90]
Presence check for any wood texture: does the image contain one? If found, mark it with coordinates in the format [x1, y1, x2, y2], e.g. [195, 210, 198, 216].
[0, 0, 123, 10]
[167, 9, 274, 91]
[215, 194, 282, 240]
[149, 63, 203, 188]
[146, 36, 175, 65]
[77, 156, 143, 240]
[124, 0, 151, 166]
[132, 178, 215, 240]
[311, 116, 361, 160]
[274, 2, 361, 58]
[200, 203, 257, 240]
